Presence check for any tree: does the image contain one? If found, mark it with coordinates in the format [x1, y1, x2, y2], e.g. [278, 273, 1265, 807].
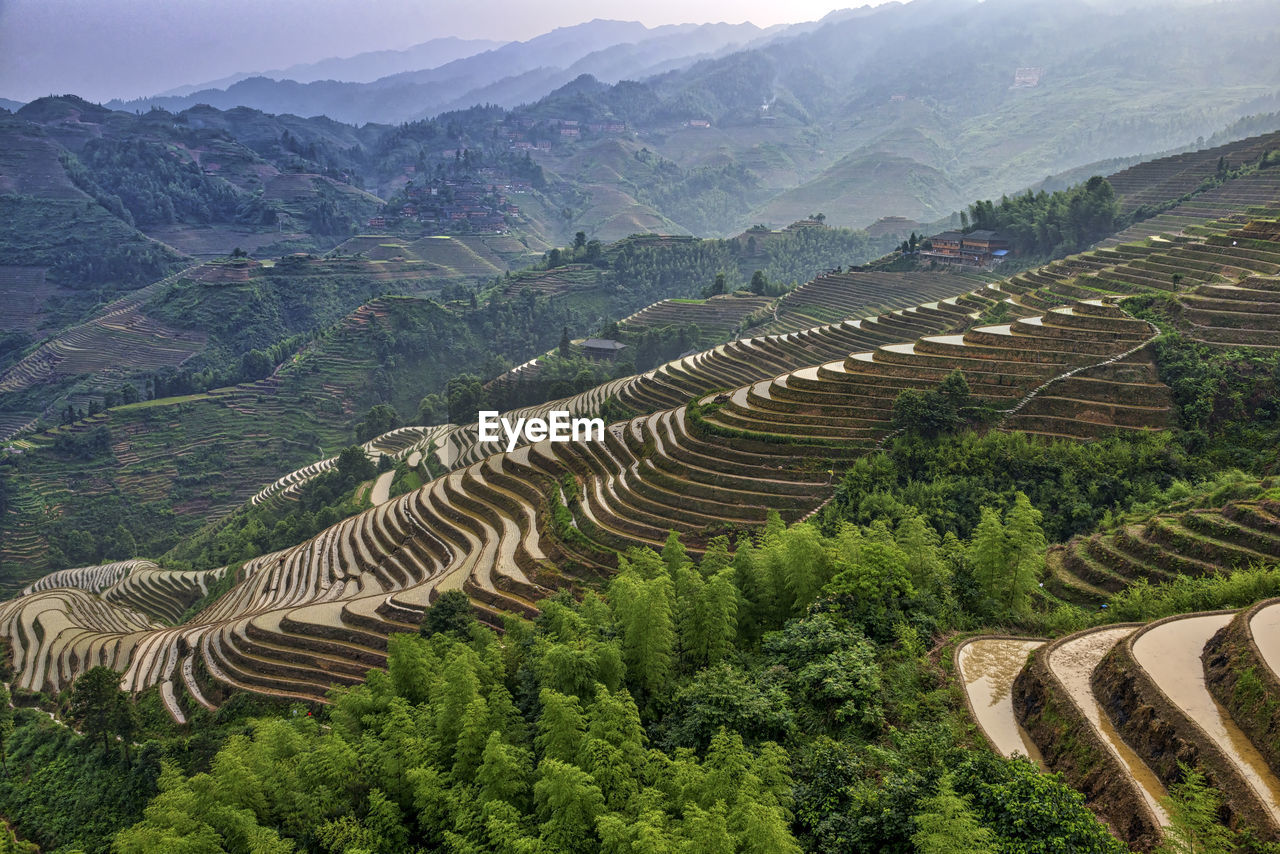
[536, 689, 587, 763]
[534, 758, 605, 854]
[239, 348, 274, 382]
[609, 560, 676, 701]
[967, 506, 1008, 612]
[420, 589, 475, 638]
[69, 666, 128, 751]
[1157, 764, 1235, 854]
[0, 683, 12, 773]
[912, 775, 993, 854]
[335, 445, 376, 485]
[1002, 492, 1047, 614]
[750, 270, 768, 295]
[574, 231, 587, 250]
[559, 326, 572, 359]
[356, 403, 400, 443]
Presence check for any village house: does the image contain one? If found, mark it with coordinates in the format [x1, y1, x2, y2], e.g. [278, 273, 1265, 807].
[581, 338, 628, 361]
[921, 230, 1010, 266]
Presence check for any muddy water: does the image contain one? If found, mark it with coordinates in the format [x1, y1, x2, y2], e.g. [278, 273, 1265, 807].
[1249, 603, 1280, 680]
[958, 638, 1046, 765]
[1134, 614, 1280, 824]
[1049, 628, 1170, 825]
[370, 470, 394, 506]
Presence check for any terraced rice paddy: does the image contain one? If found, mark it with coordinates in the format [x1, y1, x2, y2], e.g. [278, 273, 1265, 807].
[0, 266, 55, 332]
[755, 269, 997, 335]
[8, 209, 1280, 724]
[971, 590, 1280, 849]
[1047, 492, 1280, 606]
[1106, 130, 1280, 216]
[618, 294, 772, 339]
[1135, 614, 1280, 823]
[0, 291, 1170, 716]
[956, 637, 1045, 763]
[1046, 627, 1169, 826]
[0, 265, 207, 409]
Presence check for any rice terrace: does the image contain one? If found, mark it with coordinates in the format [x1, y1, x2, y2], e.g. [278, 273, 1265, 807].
[3, 0, 1280, 851]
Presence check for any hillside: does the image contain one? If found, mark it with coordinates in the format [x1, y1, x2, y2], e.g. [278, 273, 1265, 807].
[8, 179, 1280, 713]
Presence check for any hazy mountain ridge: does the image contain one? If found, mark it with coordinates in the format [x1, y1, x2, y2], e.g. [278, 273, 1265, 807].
[103, 20, 782, 125]
[155, 36, 508, 95]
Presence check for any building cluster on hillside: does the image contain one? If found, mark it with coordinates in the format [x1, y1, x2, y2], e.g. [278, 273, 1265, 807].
[921, 229, 1010, 267]
[496, 116, 629, 152]
[372, 175, 519, 233]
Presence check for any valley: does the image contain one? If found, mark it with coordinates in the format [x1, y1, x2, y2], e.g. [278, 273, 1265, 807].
[4, 2, 1280, 850]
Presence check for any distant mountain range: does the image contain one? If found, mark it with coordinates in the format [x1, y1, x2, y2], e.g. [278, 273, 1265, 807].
[103, 19, 796, 125]
[153, 36, 508, 95]
[5, 0, 1280, 247]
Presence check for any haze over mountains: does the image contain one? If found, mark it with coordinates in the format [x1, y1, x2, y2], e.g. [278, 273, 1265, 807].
[4, 0, 1280, 242]
[104, 19, 797, 125]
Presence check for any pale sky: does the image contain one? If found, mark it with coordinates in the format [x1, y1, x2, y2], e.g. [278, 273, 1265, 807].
[0, 0, 886, 103]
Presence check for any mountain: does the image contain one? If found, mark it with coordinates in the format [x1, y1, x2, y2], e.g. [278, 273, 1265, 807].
[0, 98, 24, 112]
[104, 20, 779, 124]
[156, 36, 507, 95]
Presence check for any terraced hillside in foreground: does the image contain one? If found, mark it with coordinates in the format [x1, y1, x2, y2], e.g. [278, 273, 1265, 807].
[956, 480, 1280, 851]
[960, 583, 1280, 851]
[1047, 488, 1280, 605]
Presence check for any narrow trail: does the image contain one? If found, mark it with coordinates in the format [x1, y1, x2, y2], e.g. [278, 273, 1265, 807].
[957, 638, 1046, 765]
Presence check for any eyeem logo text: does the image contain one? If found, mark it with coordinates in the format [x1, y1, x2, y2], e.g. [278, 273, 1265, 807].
[478, 410, 606, 452]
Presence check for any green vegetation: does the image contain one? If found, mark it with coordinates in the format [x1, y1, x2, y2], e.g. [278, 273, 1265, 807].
[827, 429, 1198, 545]
[164, 446, 376, 571]
[102, 522, 1121, 854]
[962, 176, 1120, 257]
[0, 194, 184, 298]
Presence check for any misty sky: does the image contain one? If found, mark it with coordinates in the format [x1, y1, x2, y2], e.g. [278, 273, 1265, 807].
[0, 0, 881, 103]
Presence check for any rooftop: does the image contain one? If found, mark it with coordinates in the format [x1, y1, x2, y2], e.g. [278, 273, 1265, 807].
[582, 338, 627, 351]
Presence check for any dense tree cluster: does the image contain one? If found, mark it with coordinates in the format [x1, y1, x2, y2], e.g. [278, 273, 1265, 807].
[963, 175, 1119, 256]
[100, 515, 1127, 854]
[829, 428, 1197, 545]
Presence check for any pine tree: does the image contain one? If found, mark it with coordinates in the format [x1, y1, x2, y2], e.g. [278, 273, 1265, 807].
[388, 633, 438, 704]
[661, 530, 690, 577]
[732, 537, 766, 642]
[1157, 764, 1235, 854]
[895, 511, 948, 598]
[433, 653, 481, 764]
[453, 696, 492, 782]
[700, 570, 740, 665]
[1002, 491, 1047, 614]
[609, 568, 675, 700]
[699, 535, 733, 577]
[476, 733, 533, 810]
[912, 775, 993, 854]
[534, 758, 605, 854]
[967, 506, 1007, 610]
[536, 689, 587, 764]
[68, 666, 126, 751]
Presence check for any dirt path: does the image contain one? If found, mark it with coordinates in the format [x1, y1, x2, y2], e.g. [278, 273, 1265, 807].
[957, 638, 1046, 764]
[1048, 627, 1169, 825]
[1133, 614, 1280, 823]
